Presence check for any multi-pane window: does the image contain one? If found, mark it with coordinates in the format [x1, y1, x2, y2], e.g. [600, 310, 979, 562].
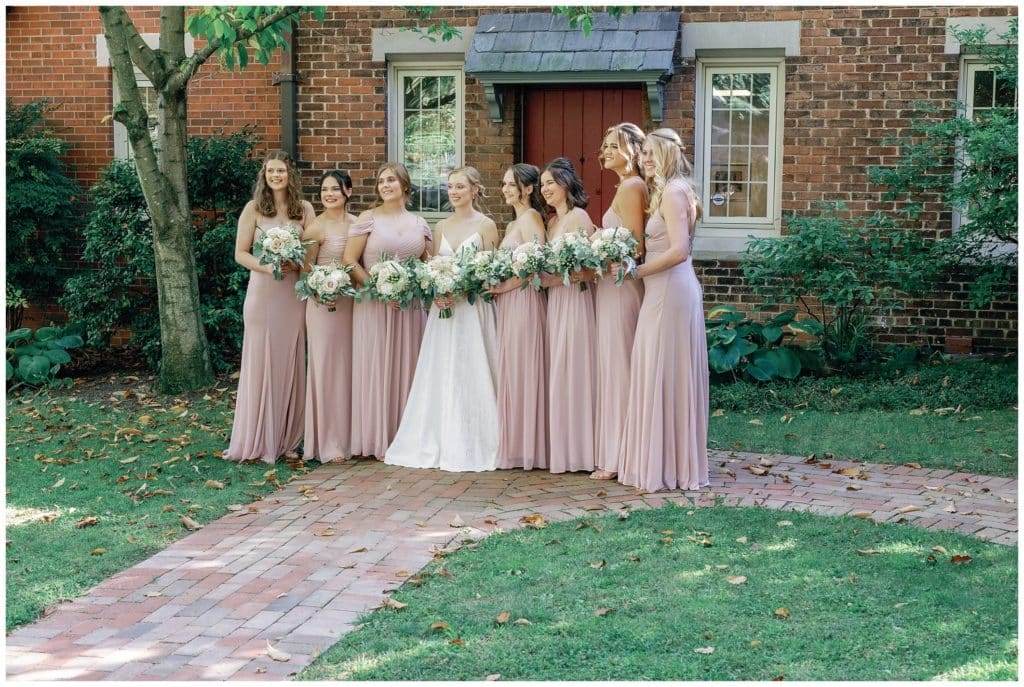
[389, 65, 463, 216]
[113, 78, 159, 159]
[965, 63, 1017, 119]
[695, 58, 784, 234]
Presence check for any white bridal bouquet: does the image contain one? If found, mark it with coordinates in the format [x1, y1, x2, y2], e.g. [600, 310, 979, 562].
[416, 253, 461, 319]
[457, 246, 512, 304]
[294, 260, 356, 311]
[544, 230, 602, 291]
[360, 253, 422, 310]
[510, 241, 547, 291]
[590, 226, 640, 285]
[253, 225, 309, 280]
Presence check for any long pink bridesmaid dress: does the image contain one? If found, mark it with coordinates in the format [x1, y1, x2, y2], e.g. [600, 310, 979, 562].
[618, 179, 709, 491]
[303, 233, 352, 462]
[224, 221, 307, 463]
[547, 217, 596, 473]
[593, 206, 643, 475]
[349, 212, 432, 458]
[494, 232, 548, 470]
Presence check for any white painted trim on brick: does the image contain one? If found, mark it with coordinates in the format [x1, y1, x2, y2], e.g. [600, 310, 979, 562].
[681, 21, 800, 58]
[372, 27, 476, 62]
[692, 234, 759, 261]
[944, 17, 1015, 54]
[96, 33, 195, 66]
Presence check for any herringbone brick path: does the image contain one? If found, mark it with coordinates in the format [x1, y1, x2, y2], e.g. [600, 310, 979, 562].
[5, 452, 1017, 680]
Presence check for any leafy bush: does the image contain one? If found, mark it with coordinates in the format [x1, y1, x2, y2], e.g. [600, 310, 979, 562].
[60, 130, 261, 372]
[869, 20, 1017, 308]
[742, 202, 933, 370]
[6, 283, 29, 331]
[6, 323, 84, 389]
[5, 99, 82, 305]
[705, 305, 824, 382]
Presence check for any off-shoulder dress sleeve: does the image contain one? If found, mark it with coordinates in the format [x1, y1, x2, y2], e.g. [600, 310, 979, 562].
[349, 216, 375, 237]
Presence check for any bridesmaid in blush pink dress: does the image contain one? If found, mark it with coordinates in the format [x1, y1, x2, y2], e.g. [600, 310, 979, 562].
[488, 164, 549, 470]
[224, 150, 316, 463]
[539, 157, 597, 474]
[590, 124, 647, 481]
[301, 170, 357, 462]
[618, 128, 709, 492]
[343, 162, 432, 459]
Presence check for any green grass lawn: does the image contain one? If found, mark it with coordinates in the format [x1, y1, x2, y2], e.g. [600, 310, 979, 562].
[300, 505, 1018, 681]
[4, 378, 312, 631]
[709, 409, 1017, 477]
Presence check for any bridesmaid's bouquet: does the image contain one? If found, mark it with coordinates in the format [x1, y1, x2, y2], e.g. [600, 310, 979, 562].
[510, 241, 547, 291]
[253, 225, 310, 280]
[361, 253, 421, 310]
[591, 227, 640, 285]
[295, 260, 356, 312]
[456, 247, 512, 304]
[416, 253, 461, 319]
[544, 230, 602, 291]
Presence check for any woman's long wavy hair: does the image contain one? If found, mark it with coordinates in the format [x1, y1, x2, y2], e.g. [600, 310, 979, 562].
[448, 166, 486, 211]
[509, 163, 547, 220]
[542, 157, 588, 210]
[604, 122, 646, 176]
[644, 128, 702, 224]
[253, 149, 305, 220]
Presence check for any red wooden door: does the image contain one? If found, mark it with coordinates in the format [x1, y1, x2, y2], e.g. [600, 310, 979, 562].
[523, 85, 645, 225]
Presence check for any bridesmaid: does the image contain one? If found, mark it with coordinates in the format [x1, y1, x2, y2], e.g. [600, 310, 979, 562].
[539, 157, 596, 474]
[618, 128, 709, 492]
[591, 123, 648, 480]
[343, 162, 433, 459]
[488, 163, 549, 470]
[302, 170, 357, 462]
[224, 150, 316, 463]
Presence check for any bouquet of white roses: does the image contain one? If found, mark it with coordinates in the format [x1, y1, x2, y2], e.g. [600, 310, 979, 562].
[456, 246, 512, 304]
[253, 225, 310, 280]
[510, 241, 547, 291]
[360, 253, 422, 310]
[295, 260, 356, 312]
[416, 253, 462, 319]
[544, 230, 602, 291]
[590, 226, 640, 285]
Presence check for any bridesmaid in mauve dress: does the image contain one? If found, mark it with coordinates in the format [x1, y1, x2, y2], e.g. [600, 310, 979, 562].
[590, 123, 647, 481]
[343, 162, 432, 459]
[488, 164, 549, 470]
[539, 157, 597, 474]
[302, 170, 357, 462]
[618, 128, 709, 492]
[224, 150, 316, 463]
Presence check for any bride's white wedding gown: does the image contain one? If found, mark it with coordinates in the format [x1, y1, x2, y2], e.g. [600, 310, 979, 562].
[384, 232, 499, 472]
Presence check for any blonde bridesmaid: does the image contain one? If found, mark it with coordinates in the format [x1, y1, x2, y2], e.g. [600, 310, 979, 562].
[618, 128, 709, 491]
[539, 157, 596, 474]
[302, 170, 357, 462]
[488, 163, 549, 470]
[344, 163, 432, 459]
[591, 123, 647, 480]
[224, 150, 316, 463]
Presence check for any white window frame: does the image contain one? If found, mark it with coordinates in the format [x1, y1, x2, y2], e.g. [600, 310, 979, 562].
[387, 62, 465, 220]
[693, 56, 785, 247]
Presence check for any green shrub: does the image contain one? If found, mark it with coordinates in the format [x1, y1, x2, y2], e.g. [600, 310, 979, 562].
[6, 323, 84, 389]
[5, 99, 82, 306]
[60, 130, 261, 372]
[742, 202, 934, 370]
[705, 305, 824, 382]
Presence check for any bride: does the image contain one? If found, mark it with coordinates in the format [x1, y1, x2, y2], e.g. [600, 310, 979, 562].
[384, 167, 501, 472]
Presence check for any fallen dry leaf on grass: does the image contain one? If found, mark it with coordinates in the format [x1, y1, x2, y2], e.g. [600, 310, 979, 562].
[594, 607, 615, 617]
[90, 547, 106, 556]
[850, 512, 873, 520]
[204, 479, 224, 490]
[694, 646, 714, 655]
[514, 618, 531, 626]
[485, 674, 500, 681]
[180, 515, 202, 531]
[76, 516, 99, 528]
[727, 575, 747, 585]
[520, 514, 547, 529]
[266, 640, 290, 662]
[951, 555, 972, 564]
[379, 598, 407, 610]
[774, 607, 790, 619]
[431, 621, 449, 631]
[51, 477, 65, 489]
[226, 504, 243, 512]
[495, 610, 510, 624]
[589, 559, 606, 569]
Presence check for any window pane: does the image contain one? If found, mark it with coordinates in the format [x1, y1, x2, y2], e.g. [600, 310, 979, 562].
[972, 70, 994, 108]
[994, 74, 1015, 107]
[404, 77, 422, 109]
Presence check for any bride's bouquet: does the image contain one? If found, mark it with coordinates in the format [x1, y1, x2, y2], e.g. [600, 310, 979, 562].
[253, 225, 311, 280]
[544, 230, 602, 291]
[590, 227, 640, 285]
[416, 253, 461, 319]
[294, 260, 356, 312]
[457, 247, 513, 304]
[510, 241, 547, 291]
[360, 253, 422, 310]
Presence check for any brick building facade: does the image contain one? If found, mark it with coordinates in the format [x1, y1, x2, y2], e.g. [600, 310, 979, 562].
[5, 5, 1017, 353]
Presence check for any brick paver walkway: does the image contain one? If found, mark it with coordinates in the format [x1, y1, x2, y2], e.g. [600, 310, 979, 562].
[6, 452, 1017, 680]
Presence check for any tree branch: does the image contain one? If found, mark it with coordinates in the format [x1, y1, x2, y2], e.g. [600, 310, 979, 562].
[166, 6, 305, 93]
[100, 5, 168, 89]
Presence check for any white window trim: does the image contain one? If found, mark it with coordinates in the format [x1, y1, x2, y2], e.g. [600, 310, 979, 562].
[387, 62, 465, 220]
[693, 56, 785, 256]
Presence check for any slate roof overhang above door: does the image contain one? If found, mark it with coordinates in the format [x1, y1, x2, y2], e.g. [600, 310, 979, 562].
[465, 11, 680, 123]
